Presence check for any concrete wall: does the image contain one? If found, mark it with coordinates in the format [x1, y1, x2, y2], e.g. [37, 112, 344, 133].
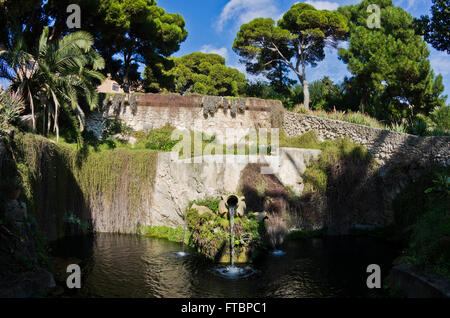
[283, 112, 450, 168]
[148, 148, 321, 228]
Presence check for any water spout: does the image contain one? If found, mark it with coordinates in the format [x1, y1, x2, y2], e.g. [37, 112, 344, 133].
[226, 195, 239, 267]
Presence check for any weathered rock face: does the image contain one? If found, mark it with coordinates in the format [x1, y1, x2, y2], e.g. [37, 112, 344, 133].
[283, 112, 450, 168]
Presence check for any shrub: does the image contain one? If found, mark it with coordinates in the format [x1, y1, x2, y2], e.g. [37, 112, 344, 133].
[429, 105, 450, 133]
[279, 130, 321, 149]
[0, 90, 25, 129]
[101, 117, 133, 139]
[134, 124, 179, 151]
[185, 207, 261, 261]
[302, 137, 373, 194]
[409, 206, 450, 279]
[189, 197, 221, 212]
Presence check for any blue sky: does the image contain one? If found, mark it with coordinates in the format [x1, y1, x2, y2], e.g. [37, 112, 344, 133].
[158, 0, 450, 100]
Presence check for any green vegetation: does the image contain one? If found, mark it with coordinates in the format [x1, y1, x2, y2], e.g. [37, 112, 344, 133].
[338, 0, 447, 124]
[1, 131, 158, 240]
[138, 225, 188, 244]
[414, 0, 449, 53]
[147, 52, 247, 96]
[393, 169, 450, 279]
[294, 107, 385, 130]
[185, 203, 262, 262]
[133, 124, 178, 151]
[301, 136, 373, 193]
[279, 130, 321, 149]
[233, 3, 348, 109]
[1, 27, 105, 142]
[188, 197, 221, 213]
[0, 90, 25, 129]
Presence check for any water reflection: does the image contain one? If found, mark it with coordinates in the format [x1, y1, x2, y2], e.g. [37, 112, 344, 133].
[51, 233, 398, 298]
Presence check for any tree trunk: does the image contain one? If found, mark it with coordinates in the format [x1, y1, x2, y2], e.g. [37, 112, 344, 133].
[27, 87, 36, 132]
[360, 91, 367, 114]
[303, 80, 310, 109]
[47, 108, 51, 136]
[75, 104, 85, 132]
[300, 49, 309, 110]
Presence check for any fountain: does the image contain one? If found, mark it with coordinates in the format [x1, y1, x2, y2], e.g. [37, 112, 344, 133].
[174, 222, 189, 258]
[213, 195, 258, 279]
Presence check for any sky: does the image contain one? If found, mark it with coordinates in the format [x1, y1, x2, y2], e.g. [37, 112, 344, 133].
[1, 0, 449, 100]
[157, 0, 450, 100]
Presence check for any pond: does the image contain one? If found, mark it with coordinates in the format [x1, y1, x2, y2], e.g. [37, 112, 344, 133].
[50, 233, 399, 298]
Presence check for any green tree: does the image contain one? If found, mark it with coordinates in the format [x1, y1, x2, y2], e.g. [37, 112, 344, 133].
[43, 0, 188, 91]
[338, 0, 446, 123]
[0, 0, 47, 50]
[0, 28, 105, 141]
[309, 77, 343, 111]
[233, 3, 348, 109]
[414, 0, 449, 53]
[148, 52, 247, 96]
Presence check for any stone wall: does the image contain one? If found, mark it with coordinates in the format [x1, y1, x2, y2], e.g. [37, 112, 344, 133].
[86, 94, 282, 142]
[283, 112, 450, 168]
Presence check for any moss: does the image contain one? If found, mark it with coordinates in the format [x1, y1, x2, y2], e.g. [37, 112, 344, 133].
[185, 207, 262, 262]
[74, 147, 158, 219]
[2, 131, 158, 241]
[138, 225, 189, 243]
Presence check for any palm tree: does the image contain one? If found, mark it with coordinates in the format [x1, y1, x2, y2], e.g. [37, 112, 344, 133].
[0, 32, 38, 131]
[0, 27, 105, 141]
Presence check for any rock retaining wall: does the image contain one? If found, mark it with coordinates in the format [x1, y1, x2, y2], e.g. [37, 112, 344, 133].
[283, 112, 450, 167]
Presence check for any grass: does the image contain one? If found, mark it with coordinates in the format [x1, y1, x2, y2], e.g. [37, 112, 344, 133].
[301, 136, 374, 193]
[138, 225, 189, 243]
[279, 130, 321, 149]
[294, 107, 385, 129]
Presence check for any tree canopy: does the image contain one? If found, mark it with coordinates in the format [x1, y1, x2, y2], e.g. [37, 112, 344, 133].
[233, 3, 348, 108]
[414, 0, 449, 53]
[1, 0, 188, 92]
[338, 0, 447, 123]
[146, 52, 247, 96]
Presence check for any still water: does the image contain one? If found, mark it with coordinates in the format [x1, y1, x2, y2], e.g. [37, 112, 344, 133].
[51, 233, 399, 298]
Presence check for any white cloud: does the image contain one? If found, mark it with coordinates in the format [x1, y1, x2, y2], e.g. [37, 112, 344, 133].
[304, 1, 339, 11]
[200, 45, 229, 60]
[430, 51, 450, 77]
[216, 0, 279, 32]
[398, 0, 420, 9]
